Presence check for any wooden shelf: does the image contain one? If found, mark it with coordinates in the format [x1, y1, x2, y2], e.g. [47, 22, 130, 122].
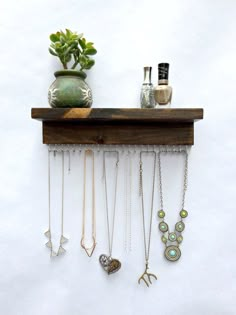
[31, 108, 203, 145]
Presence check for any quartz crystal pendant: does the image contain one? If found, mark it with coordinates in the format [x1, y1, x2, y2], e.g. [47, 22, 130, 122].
[45, 240, 52, 248]
[51, 250, 57, 257]
[44, 230, 51, 238]
[57, 246, 66, 255]
[60, 235, 68, 244]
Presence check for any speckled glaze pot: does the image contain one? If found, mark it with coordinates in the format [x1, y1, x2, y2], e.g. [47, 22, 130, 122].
[48, 70, 93, 108]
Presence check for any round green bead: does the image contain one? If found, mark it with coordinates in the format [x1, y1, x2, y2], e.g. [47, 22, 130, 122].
[165, 245, 181, 261]
[169, 249, 177, 257]
[158, 210, 165, 219]
[177, 235, 183, 243]
[159, 222, 168, 232]
[168, 232, 177, 242]
[161, 235, 167, 243]
[180, 209, 188, 218]
[175, 221, 185, 232]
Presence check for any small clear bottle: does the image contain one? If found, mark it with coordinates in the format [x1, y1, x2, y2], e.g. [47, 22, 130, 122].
[140, 67, 155, 108]
[154, 63, 172, 108]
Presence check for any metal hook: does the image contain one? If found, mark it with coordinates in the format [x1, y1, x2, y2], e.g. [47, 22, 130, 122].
[103, 150, 119, 179]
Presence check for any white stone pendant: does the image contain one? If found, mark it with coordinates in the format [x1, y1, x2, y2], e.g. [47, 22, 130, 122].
[45, 240, 52, 248]
[57, 246, 66, 256]
[60, 235, 68, 244]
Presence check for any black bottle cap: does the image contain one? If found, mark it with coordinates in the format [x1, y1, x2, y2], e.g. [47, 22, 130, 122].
[158, 63, 169, 80]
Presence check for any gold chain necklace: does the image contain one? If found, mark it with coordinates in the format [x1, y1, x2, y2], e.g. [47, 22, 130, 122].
[80, 149, 96, 257]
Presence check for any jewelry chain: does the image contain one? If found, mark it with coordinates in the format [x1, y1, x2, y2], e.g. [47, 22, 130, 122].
[125, 151, 132, 252]
[158, 149, 188, 212]
[139, 151, 156, 263]
[81, 149, 96, 243]
[103, 151, 119, 257]
[46, 148, 66, 256]
[48, 149, 51, 232]
[61, 150, 64, 236]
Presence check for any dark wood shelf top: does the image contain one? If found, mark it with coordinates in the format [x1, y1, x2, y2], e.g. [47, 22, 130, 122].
[31, 108, 203, 123]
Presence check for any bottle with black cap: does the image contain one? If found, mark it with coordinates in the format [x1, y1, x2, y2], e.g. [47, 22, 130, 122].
[140, 66, 155, 108]
[154, 63, 172, 107]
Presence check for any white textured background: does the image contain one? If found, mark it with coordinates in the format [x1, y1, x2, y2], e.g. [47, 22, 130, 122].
[1, 0, 236, 314]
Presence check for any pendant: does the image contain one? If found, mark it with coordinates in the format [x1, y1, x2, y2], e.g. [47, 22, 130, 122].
[81, 237, 96, 257]
[99, 254, 121, 275]
[138, 263, 157, 287]
[164, 245, 181, 262]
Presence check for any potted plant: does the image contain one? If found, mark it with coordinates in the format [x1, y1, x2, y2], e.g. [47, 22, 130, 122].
[48, 29, 97, 108]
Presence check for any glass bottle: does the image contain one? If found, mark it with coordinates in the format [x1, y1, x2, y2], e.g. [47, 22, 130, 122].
[154, 63, 172, 108]
[140, 67, 155, 108]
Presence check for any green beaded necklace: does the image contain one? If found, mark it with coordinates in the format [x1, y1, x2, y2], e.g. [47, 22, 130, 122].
[157, 149, 188, 262]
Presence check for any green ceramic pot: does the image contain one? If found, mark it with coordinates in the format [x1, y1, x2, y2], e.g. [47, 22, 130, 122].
[48, 70, 93, 108]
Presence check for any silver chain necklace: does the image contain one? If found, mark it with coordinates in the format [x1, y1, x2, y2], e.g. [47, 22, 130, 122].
[157, 148, 188, 262]
[44, 148, 68, 257]
[138, 151, 157, 287]
[124, 149, 132, 252]
[99, 151, 121, 275]
[80, 149, 96, 257]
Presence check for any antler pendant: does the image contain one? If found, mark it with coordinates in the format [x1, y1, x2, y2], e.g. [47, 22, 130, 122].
[138, 263, 157, 287]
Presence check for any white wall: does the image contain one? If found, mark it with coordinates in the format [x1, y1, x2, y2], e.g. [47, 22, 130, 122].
[1, 0, 236, 314]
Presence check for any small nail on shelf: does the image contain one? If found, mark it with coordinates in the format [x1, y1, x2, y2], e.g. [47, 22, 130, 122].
[31, 108, 204, 145]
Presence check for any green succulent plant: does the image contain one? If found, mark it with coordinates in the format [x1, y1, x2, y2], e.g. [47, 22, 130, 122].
[49, 29, 97, 72]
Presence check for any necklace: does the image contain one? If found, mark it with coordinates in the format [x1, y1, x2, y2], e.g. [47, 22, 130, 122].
[99, 151, 121, 275]
[124, 149, 132, 252]
[157, 149, 188, 262]
[81, 149, 96, 257]
[138, 151, 157, 287]
[45, 147, 68, 257]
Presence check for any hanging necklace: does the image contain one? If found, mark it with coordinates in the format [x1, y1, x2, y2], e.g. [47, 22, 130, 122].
[138, 151, 157, 287]
[99, 150, 121, 275]
[157, 149, 188, 262]
[45, 147, 68, 257]
[124, 149, 132, 252]
[80, 149, 96, 257]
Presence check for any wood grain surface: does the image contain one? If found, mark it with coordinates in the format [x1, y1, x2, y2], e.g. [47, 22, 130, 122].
[31, 108, 203, 145]
[31, 108, 203, 122]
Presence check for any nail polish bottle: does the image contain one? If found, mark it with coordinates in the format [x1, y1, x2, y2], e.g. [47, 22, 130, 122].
[154, 63, 172, 108]
[140, 67, 155, 108]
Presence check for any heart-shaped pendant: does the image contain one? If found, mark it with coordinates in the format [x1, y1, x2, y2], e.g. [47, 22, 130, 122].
[99, 254, 121, 275]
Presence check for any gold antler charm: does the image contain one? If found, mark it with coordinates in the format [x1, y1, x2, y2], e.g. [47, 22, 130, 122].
[138, 263, 157, 287]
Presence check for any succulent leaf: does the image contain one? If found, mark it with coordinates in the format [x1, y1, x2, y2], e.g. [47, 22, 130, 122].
[49, 48, 58, 56]
[84, 48, 97, 55]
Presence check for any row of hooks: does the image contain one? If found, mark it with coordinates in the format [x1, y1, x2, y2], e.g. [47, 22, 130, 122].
[48, 144, 191, 154]
[48, 144, 191, 173]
